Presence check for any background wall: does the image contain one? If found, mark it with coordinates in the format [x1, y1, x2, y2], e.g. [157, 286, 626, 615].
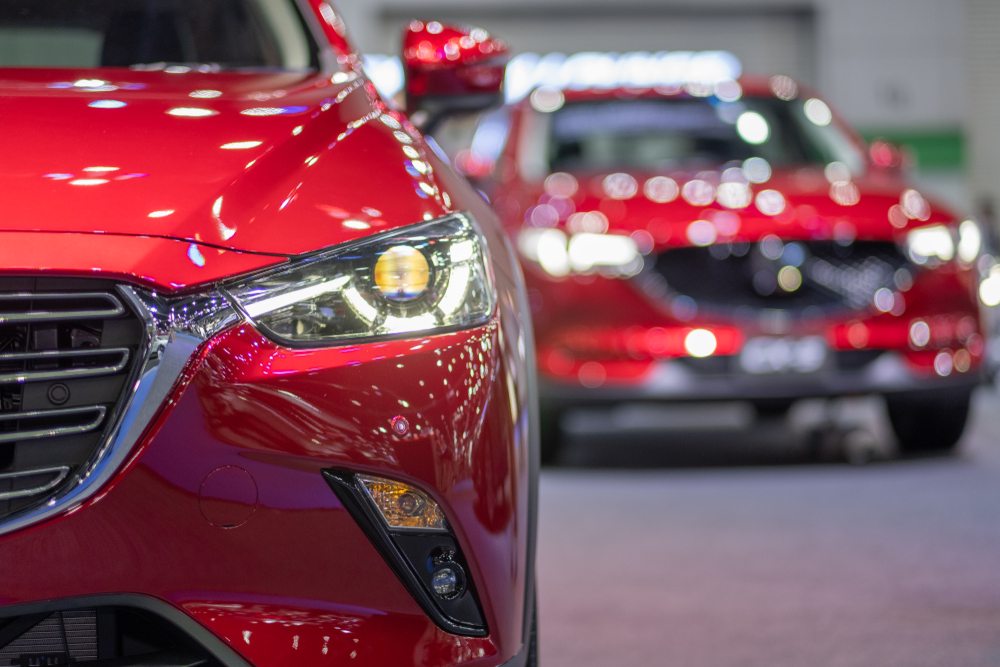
[334, 0, 988, 215]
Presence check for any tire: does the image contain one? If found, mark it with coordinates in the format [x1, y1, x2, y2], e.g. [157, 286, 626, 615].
[539, 407, 562, 465]
[885, 388, 973, 453]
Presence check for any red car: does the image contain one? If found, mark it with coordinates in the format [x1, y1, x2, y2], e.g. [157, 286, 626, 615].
[471, 76, 988, 460]
[0, 5, 537, 667]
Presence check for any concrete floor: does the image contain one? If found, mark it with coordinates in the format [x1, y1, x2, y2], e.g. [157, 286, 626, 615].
[537, 385, 1000, 667]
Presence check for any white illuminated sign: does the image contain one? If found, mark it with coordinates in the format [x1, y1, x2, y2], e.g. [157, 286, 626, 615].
[362, 51, 743, 104]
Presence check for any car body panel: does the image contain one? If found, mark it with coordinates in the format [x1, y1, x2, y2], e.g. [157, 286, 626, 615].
[0, 69, 450, 257]
[0, 4, 534, 667]
[0, 320, 521, 666]
[0, 231, 284, 290]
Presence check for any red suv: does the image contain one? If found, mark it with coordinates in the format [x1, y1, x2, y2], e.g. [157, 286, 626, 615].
[472, 77, 989, 460]
[0, 5, 537, 667]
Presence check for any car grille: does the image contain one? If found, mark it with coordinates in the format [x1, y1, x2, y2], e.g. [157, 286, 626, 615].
[642, 240, 911, 317]
[0, 280, 145, 523]
[0, 610, 98, 665]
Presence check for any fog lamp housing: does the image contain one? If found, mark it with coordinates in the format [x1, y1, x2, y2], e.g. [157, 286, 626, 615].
[322, 469, 486, 636]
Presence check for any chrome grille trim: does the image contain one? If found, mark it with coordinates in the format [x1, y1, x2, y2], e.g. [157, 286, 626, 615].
[0, 292, 125, 323]
[0, 406, 107, 443]
[0, 466, 71, 500]
[0, 347, 130, 383]
[0, 284, 242, 537]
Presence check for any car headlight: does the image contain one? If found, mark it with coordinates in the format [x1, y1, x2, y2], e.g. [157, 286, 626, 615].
[958, 219, 982, 264]
[517, 228, 643, 277]
[906, 224, 955, 264]
[224, 213, 496, 346]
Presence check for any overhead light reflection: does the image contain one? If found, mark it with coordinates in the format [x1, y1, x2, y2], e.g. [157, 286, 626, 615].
[804, 98, 833, 126]
[221, 141, 263, 149]
[167, 108, 218, 117]
[736, 112, 769, 144]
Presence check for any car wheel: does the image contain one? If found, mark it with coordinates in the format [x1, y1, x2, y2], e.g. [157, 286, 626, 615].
[539, 407, 562, 464]
[885, 388, 973, 453]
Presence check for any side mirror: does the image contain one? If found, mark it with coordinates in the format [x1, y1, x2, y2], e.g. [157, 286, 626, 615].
[402, 21, 509, 131]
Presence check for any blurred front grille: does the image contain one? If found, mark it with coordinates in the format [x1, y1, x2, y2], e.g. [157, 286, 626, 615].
[642, 240, 911, 317]
[0, 279, 144, 523]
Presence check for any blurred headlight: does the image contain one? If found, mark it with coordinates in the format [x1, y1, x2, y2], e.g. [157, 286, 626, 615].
[906, 225, 954, 264]
[518, 228, 641, 277]
[981, 267, 1000, 307]
[226, 213, 495, 345]
[958, 220, 982, 264]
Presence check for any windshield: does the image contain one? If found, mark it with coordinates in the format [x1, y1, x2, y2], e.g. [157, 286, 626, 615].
[541, 95, 866, 175]
[0, 0, 319, 70]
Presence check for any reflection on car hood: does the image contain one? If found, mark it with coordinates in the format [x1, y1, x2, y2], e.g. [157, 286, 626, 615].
[528, 167, 959, 247]
[0, 68, 449, 256]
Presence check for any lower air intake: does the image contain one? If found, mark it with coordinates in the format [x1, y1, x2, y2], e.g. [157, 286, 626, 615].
[0, 606, 220, 667]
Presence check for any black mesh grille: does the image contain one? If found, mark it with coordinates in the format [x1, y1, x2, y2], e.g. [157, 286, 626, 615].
[0, 278, 144, 523]
[0, 606, 220, 667]
[644, 240, 911, 317]
[0, 611, 97, 665]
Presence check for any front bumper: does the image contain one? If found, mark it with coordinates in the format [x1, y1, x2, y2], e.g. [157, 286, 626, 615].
[540, 351, 983, 407]
[0, 319, 531, 667]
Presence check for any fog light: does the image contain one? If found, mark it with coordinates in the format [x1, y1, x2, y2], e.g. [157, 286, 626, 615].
[358, 474, 447, 531]
[374, 246, 429, 301]
[432, 567, 459, 597]
[684, 329, 717, 358]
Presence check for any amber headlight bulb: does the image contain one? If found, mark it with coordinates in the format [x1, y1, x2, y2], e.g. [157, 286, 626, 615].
[374, 245, 430, 301]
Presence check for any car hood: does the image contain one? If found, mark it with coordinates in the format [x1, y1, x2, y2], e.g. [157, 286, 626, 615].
[528, 167, 959, 247]
[0, 68, 449, 257]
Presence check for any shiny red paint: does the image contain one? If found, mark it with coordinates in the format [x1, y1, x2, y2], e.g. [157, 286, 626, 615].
[0, 69, 450, 256]
[0, 231, 284, 290]
[481, 79, 984, 391]
[0, 4, 534, 667]
[0, 320, 524, 667]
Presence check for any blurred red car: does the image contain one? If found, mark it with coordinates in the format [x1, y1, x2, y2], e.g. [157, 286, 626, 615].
[471, 76, 989, 460]
[0, 5, 537, 667]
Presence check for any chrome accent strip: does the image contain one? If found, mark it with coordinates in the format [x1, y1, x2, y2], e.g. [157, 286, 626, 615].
[0, 292, 125, 323]
[0, 347, 130, 383]
[0, 406, 107, 443]
[0, 286, 241, 538]
[0, 466, 71, 500]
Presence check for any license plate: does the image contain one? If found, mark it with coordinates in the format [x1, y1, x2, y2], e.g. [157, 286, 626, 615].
[739, 336, 828, 374]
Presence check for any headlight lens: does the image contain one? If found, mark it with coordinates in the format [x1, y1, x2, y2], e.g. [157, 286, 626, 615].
[906, 224, 954, 264]
[517, 228, 643, 277]
[225, 213, 495, 345]
[958, 219, 982, 264]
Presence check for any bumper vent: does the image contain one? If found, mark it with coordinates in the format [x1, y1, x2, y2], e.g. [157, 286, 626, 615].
[644, 241, 911, 317]
[0, 280, 144, 522]
[0, 603, 226, 667]
[0, 610, 98, 665]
